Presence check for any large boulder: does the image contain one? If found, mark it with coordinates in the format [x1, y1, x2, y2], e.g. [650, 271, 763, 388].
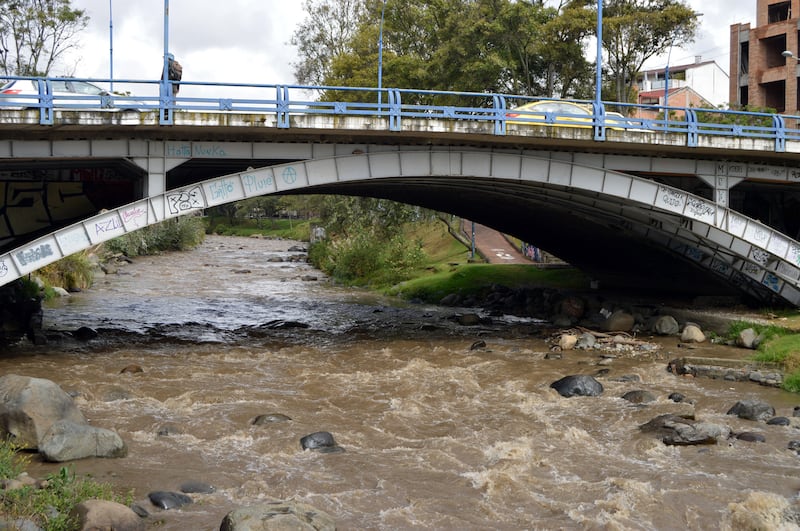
[653, 315, 680, 335]
[602, 310, 635, 332]
[69, 499, 145, 531]
[727, 399, 775, 422]
[0, 374, 86, 449]
[639, 414, 730, 445]
[220, 501, 336, 531]
[735, 328, 760, 349]
[550, 375, 604, 397]
[39, 420, 127, 462]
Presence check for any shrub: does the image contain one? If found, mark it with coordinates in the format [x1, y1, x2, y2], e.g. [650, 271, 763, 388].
[37, 252, 94, 293]
[0, 439, 28, 480]
[331, 234, 383, 283]
[103, 215, 205, 257]
[0, 439, 132, 530]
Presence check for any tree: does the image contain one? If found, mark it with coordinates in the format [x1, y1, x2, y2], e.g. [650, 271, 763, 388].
[291, 0, 365, 87]
[0, 0, 89, 76]
[313, 0, 591, 106]
[601, 0, 699, 103]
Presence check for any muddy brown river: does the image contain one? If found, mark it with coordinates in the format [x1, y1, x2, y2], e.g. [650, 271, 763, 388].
[2, 235, 800, 530]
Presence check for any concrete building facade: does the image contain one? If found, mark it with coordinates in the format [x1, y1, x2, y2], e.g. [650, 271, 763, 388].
[730, 0, 800, 113]
[637, 59, 729, 108]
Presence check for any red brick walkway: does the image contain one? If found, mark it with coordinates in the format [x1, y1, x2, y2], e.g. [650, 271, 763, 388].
[464, 222, 530, 264]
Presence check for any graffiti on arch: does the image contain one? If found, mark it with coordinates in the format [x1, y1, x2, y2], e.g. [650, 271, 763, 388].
[166, 186, 204, 216]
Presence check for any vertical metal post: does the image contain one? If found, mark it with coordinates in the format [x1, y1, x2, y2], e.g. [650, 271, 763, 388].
[470, 221, 476, 260]
[109, 0, 113, 91]
[378, 0, 387, 109]
[160, 0, 171, 123]
[595, 0, 602, 108]
[163, 0, 170, 88]
[663, 43, 673, 129]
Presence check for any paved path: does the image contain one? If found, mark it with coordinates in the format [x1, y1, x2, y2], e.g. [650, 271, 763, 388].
[465, 222, 530, 264]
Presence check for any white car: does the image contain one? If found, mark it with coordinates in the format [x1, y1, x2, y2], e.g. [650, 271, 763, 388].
[0, 79, 143, 110]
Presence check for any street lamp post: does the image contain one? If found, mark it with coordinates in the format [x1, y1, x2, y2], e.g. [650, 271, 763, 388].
[109, 0, 113, 91]
[663, 41, 674, 126]
[378, 0, 387, 108]
[783, 50, 799, 113]
[595, 0, 602, 109]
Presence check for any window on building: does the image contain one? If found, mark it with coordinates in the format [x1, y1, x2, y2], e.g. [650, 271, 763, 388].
[762, 34, 789, 68]
[763, 80, 786, 112]
[739, 86, 749, 107]
[768, 1, 792, 23]
[740, 42, 749, 74]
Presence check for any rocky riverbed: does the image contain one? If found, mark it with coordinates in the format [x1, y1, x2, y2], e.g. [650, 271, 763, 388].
[2, 235, 799, 530]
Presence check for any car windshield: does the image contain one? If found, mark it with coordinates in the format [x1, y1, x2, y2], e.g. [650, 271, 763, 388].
[531, 102, 590, 115]
[69, 81, 104, 95]
[49, 81, 72, 92]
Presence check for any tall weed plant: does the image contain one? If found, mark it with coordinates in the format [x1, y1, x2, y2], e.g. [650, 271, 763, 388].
[104, 216, 205, 257]
[37, 252, 94, 292]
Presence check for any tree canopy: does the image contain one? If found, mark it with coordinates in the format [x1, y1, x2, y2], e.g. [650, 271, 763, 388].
[0, 0, 89, 76]
[292, 0, 700, 105]
[601, 0, 699, 102]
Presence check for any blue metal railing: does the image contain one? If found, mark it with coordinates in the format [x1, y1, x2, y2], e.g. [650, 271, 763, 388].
[2, 75, 800, 152]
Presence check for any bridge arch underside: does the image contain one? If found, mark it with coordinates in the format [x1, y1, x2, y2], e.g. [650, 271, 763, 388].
[4, 151, 800, 306]
[300, 177, 768, 302]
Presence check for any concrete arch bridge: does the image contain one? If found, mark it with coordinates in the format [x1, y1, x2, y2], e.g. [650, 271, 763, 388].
[3, 109, 800, 306]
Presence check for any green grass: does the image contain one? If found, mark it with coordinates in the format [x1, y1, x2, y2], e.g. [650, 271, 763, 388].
[0, 440, 132, 530]
[207, 216, 314, 241]
[386, 262, 589, 303]
[727, 320, 800, 393]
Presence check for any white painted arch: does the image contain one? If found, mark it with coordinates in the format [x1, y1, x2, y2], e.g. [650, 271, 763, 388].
[1, 150, 799, 305]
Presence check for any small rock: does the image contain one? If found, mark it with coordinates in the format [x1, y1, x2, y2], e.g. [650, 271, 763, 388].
[73, 326, 98, 341]
[575, 332, 596, 349]
[69, 499, 144, 531]
[736, 432, 766, 443]
[603, 310, 635, 332]
[621, 390, 656, 404]
[179, 481, 215, 494]
[653, 315, 680, 335]
[558, 334, 578, 350]
[456, 313, 481, 326]
[147, 491, 193, 510]
[120, 365, 143, 374]
[550, 375, 604, 398]
[156, 424, 182, 436]
[252, 413, 292, 425]
[470, 340, 487, 351]
[736, 328, 758, 349]
[668, 392, 686, 403]
[300, 431, 342, 452]
[680, 323, 706, 343]
[767, 417, 790, 426]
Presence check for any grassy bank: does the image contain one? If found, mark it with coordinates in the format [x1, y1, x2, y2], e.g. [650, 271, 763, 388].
[206, 216, 313, 241]
[387, 263, 588, 302]
[0, 440, 131, 530]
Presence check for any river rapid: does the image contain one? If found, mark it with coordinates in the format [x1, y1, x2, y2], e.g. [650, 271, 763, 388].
[3, 235, 800, 530]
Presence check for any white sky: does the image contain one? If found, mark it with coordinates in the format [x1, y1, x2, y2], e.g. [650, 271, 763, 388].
[64, 0, 755, 91]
